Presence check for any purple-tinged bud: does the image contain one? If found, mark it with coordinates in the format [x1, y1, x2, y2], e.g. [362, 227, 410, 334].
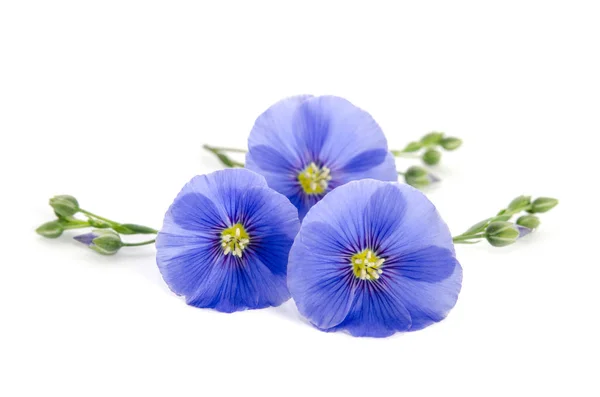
[485, 221, 520, 247]
[74, 229, 122, 255]
[404, 166, 440, 189]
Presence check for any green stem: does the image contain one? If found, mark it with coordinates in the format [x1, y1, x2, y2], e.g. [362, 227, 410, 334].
[62, 223, 91, 230]
[452, 232, 485, 243]
[203, 144, 245, 168]
[80, 209, 158, 234]
[203, 145, 247, 153]
[391, 150, 420, 157]
[79, 209, 119, 226]
[122, 239, 156, 247]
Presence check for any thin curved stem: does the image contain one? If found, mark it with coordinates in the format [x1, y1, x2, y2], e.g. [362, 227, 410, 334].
[79, 209, 118, 225]
[122, 239, 156, 247]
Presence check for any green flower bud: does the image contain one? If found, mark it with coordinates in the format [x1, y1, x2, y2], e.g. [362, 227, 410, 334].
[400, 141, 423, 153]
[420, 131, 444, 146]
[508, 195, 531, 211]
[74, 229, 122, 255]
[49, 195, 79, 218]
[528, 197, 559, 213]
[516, 215, 540, 229]
[36, 220, 64, 238]
[440, 137, 462, 151]
[422, 149, 441, 165]
[404, 166, 440, 189]
[485, 221, 520, 247]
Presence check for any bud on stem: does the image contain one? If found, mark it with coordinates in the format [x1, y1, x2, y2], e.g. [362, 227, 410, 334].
[49, 195, 79, 218]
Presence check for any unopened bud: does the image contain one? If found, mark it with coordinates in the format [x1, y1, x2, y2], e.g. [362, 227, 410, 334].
[404, 166, 440, 189]
[74, 229, 122, 255]
[528, 197, 559, 213]
[422, 149, 441, 165]
[516, 215, 540, 229]
[440, 137, 462, 151]
[485, 221, 520, 247]
[36, 220, 64, 238]
[49, 195, 79, 218]
[400, 141, 422, 153]
[508, 195, 531, 211]
[420, 132, 444, 146]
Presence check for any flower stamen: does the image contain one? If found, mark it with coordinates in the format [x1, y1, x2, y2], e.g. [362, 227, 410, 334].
[221, 223, 250, 258]
[351, 249, 384, 281]
[298, 162, 332, 195]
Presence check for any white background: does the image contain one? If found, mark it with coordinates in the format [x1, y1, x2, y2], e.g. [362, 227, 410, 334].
[1, 1, 598, 396]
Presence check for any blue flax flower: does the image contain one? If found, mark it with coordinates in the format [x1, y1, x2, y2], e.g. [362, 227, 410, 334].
[156, 169, 300, 312]
[245, 95, 397, 220]
[288, 179, 462, 337]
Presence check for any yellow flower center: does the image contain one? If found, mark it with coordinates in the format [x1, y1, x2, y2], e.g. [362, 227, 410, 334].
[298, 162, 332, 195]
[351, 249, 385, 281]
[221, 223, 250, 258]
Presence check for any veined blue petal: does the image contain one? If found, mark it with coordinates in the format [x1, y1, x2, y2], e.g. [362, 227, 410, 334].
[288, 238, 356, 330]
[325, 281, 412, 337]
[332, 152, 398, 188]
[287, 179, 462, 337]
[365, 182, 455, 261]
[387, 246, 457, 283]
[395, 262, 463, 331]
[156, 169, 300, 312]
[292, 96, 391, 171]
[186, 253, 290, 312]
[246, 95, 397, 220]
[246, 95, 312, 168]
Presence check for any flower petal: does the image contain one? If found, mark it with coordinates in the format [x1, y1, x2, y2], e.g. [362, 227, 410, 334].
[186, 253, 290, 312]
[291, 96, 391, 171]
[156, 169, 300, 312]
[287, 220, 360, 329]
[326, 281, 412, 337]
[246, 95, 312, 168]
[365, 182, 455, 260]
[396, 262, 463, 331]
